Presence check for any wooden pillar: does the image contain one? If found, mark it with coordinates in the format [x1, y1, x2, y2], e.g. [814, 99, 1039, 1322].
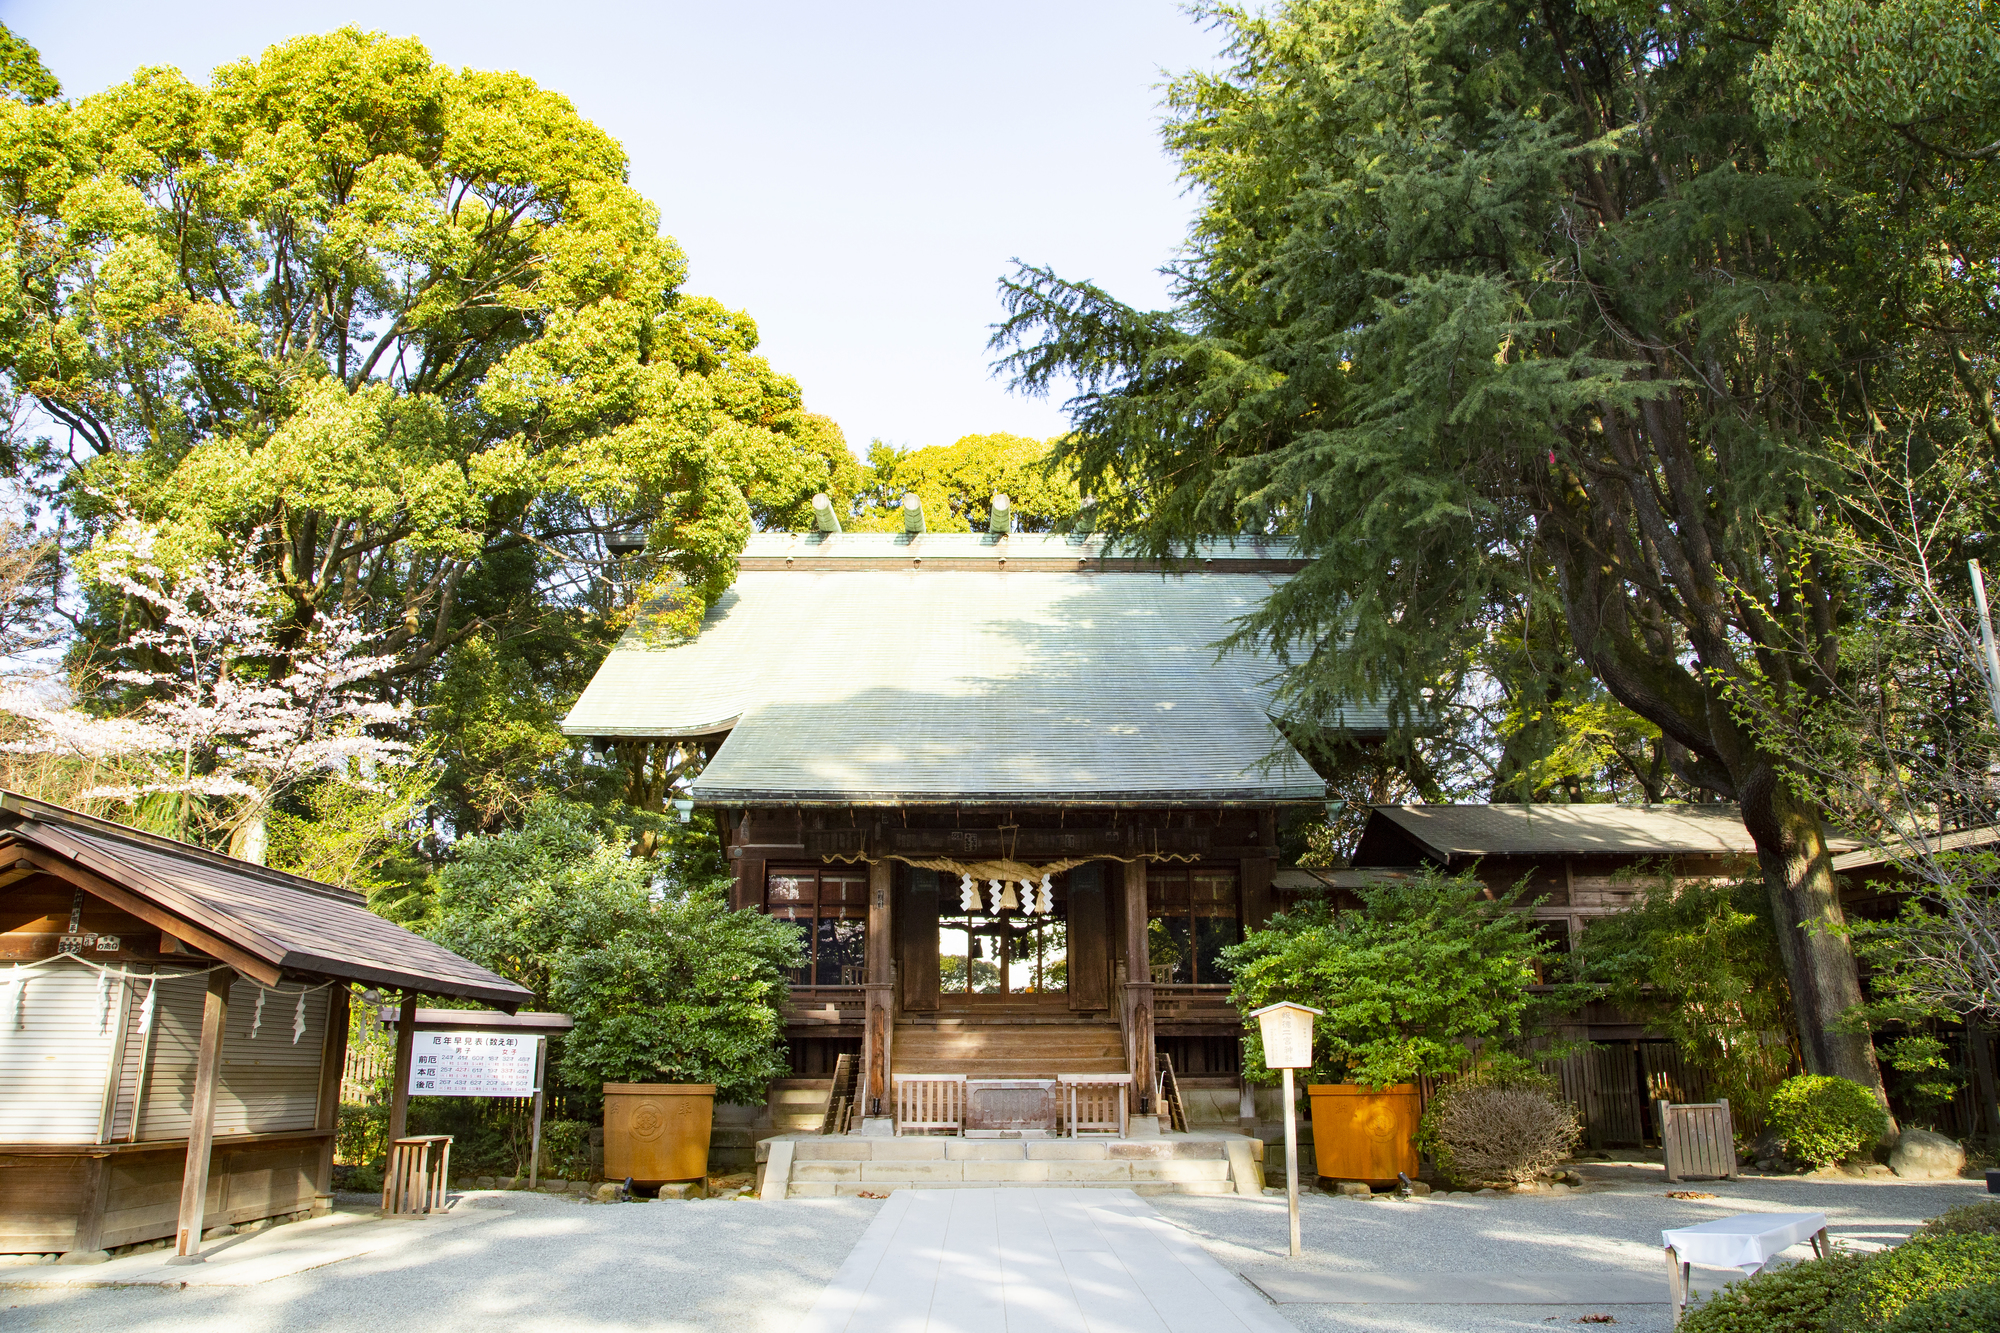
[862, 859, 895, 1117]
[388, 992, 417, 1145]
[169, 967, 233, 1263]
[1121, 860, 1156, 1116]
[314, 985, 351, 1203]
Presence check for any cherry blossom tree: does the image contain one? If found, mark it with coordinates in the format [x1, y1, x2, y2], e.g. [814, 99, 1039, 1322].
[0, 519, 411, 856]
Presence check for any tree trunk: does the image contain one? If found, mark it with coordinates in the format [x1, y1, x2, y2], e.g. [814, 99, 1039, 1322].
[1735, 760, 1890, 1112]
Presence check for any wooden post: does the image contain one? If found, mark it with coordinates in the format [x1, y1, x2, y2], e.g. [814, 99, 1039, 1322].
[1283, 1066, 1301, 1258]
[314, 985, 351, 1204]
[1121, 860, 1156, 1116]
[168, 967, 233, 1263]
[862, 859, 895, 1117]
[388, 992, 417, 1145]
[528, 1035, 546, 1188]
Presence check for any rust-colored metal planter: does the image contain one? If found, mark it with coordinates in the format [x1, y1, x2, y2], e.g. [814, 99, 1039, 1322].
[1307, 1083, 1420, 1186]
[603, 1083, 716, 1185]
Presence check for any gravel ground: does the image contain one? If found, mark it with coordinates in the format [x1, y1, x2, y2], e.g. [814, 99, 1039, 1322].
[0, 1191, 882, 1333]
[2, 1171, 1987, 1333]
[1154, 1171, 1991, 1333]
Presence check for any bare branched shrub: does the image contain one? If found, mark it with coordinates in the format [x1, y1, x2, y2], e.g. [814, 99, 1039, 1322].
[1427, 1081, 1583, 1186]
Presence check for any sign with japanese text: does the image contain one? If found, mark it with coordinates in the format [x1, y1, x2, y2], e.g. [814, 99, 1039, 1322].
[1250, 1001, 1322, 1070]
[407, 1031, 541, 1097]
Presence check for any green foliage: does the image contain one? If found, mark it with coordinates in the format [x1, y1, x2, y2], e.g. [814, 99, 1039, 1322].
[428, 797, 802, 1104]
[335, 1099, 388, 1170]
[0, 23, 58, 104]
[1768, 1075, 1891, 1167]
[848, 433, 1080, 532]
[1575, 876, 1795, 1120]
[536, 1120, 593, 1181]
[1843, 1235, 2000, 1330]
[1224, 870, 1575, 1086]
[1881, 1034, 1966, 1127]
[1678, 1252, 1866, 1333]
[1881, 1280, 2000, 1333]
[1921, 1203, 2000, 1240]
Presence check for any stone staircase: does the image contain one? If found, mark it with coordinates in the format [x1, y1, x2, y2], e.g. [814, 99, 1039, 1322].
[767, 1078, 834, 1134]
[892, 1018, 1126, 1078]
[755, 1132, 1267, 1198]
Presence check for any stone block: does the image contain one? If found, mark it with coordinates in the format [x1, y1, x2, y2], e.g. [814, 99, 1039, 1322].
[1109, 1141, 1176, 1159]
[862, 1139, 950, 1161]
[1891, 1129, 1967, 1180]
[657, 1182, 706, 1200]
[861, 1161, 963, 1182]
[787, 1182, 836, 1198]
[594, 1182, 622, 1202]
[963, 1161, 1050, 1182]
[201, 1225, 236, 1240]
[1048, 1161, 1132, 1182]
[475, 1176, 496, 1189]
[1334, 1181, 1371, 1196]
[794, 1141, 873, 1161]
[795, 1161, 863, 1182]
[946, 1140, 1030, 1161]
[837, 1183, 898, 1196]
[56, 1249, 109, 1265]
[1224, 1139, 1263, 1197]
[1131, 1160, 1230, 1182]
[1025, 1141, 1113, 1161]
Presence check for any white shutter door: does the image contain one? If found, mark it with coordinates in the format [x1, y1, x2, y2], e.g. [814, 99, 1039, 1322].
[215, 986, 329, 1134]
[0, 961, 120, 1143]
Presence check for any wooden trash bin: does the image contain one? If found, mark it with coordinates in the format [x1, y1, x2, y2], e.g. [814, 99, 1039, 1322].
[1306, 1084, 1419, 1186]
[603, 1083, 716, 1185]
[383, 1135, 453, 1215]
[1660, 1099, 1736, 1182]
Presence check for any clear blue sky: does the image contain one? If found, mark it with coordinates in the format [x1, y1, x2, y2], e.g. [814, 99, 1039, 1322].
[5, 1, 1224, 456]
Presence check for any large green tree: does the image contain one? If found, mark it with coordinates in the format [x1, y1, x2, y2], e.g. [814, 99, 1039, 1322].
[994, 0, 1923, 1093]
[0, 27, 854, 841]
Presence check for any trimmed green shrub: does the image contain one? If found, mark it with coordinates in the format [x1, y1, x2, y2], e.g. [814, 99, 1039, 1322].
[1768, 1074, 1890, 1167]
[1840, 1234, 2000, 1329]
[1919, 1202, 2000, 1239]
[1679, 1251, 1864, 1332]
[1880, 1279, 2000, 1333]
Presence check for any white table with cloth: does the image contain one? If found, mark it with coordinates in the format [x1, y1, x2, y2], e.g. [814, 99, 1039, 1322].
[1661, 1211, 1831, 1324]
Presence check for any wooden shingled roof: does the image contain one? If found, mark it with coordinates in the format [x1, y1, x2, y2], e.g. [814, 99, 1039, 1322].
[0, 792, 531, 1008]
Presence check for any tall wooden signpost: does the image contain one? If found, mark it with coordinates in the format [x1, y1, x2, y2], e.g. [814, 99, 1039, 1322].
[1250, 1001, 1321, 1258]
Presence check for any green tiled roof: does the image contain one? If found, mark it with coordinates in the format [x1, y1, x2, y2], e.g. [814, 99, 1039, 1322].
[562, 533, 1384, 804]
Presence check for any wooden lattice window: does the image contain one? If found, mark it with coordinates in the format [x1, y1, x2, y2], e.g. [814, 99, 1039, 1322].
[1146, 866, 1240, 984]
[766, 865, 868, 986]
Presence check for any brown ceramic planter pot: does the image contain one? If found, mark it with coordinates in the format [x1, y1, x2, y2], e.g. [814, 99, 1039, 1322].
[1307, 1083, 1420, 1186]
[602, 1083, 716, 1185]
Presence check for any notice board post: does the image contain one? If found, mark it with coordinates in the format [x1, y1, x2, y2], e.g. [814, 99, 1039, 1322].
[1250, 1001, 1322, 1259]
[381, 1007, 574, 1191]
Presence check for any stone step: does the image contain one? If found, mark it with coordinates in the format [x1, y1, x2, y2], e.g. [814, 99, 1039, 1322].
[784, 1180, 1241, 1197]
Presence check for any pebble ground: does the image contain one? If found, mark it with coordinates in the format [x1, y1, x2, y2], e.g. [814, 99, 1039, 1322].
[1, 1167, 1986, 1333]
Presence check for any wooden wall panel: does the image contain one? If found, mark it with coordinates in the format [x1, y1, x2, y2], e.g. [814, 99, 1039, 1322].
[1066, 863, 1110, 1012]
[0, 1155, 88, 1251]
[898, 868, 939, 1012]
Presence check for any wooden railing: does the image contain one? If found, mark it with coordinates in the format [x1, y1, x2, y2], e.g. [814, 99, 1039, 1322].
[894, 1074, 966, 1135]
[1059, 1074, 1131, 1137]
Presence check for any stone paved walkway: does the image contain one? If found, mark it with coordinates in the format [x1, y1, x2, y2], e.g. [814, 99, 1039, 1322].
[797, 1187, 1293, 1333]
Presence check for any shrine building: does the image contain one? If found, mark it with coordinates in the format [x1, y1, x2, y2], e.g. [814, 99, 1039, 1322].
[562, 527, 1383, 1135]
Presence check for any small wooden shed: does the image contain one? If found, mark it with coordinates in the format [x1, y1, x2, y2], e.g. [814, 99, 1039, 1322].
[0, 793, 530, 1260]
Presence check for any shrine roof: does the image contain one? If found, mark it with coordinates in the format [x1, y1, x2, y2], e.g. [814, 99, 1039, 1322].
[562, 533, 1386, 804]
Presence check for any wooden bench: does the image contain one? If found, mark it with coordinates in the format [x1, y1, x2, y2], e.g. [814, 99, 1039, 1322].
[383, 1134, 453, 1215]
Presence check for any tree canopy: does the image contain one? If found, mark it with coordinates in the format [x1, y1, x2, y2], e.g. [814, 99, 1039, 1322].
[989, 0, 2000, 1096]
